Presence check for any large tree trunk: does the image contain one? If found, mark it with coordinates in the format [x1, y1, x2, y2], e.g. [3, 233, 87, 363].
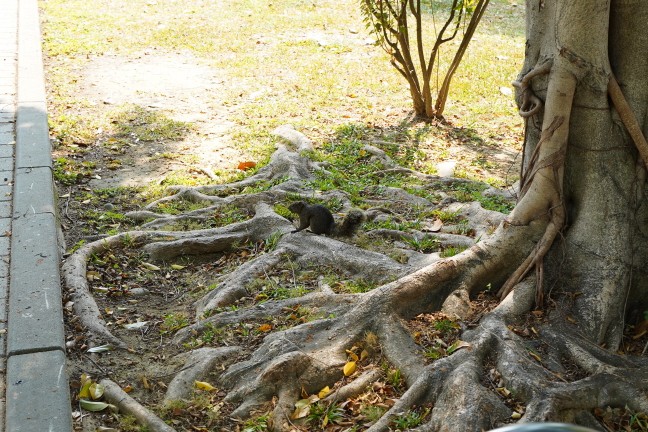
[521, 0, 648, 348]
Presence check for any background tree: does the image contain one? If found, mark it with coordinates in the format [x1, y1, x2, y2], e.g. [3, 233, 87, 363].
[360, 0, 490, 119]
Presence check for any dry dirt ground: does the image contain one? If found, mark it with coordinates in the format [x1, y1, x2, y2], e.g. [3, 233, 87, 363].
[74, 52, 249, 188]
[61, 50, 522, 191]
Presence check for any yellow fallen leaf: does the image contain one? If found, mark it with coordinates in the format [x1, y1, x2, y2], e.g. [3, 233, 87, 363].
[346, 349, 359, 362]
[496, 387, 511, 397]
[343, 361, 357, 376]
[318, 386, 331, 399]
[86, 271, 101, 281]
[170, 264, 185, 270]
[141, 262, 161, 271]
[89, 382, 105, 400]
[78, 379, 92, 399]
[80, 373, 92, 386]
[194, 381, 217, 391]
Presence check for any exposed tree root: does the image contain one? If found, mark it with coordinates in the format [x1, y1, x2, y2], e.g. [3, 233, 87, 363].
[101, 378, 178, 432]
[63, 124, 648, 431]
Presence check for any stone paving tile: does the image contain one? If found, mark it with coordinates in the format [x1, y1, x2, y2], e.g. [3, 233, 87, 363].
[6, 351, 72, 432]
[0, 0, 71, 428]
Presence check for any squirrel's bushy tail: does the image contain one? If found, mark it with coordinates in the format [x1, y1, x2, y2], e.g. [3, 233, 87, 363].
[334, 210, 366, 237]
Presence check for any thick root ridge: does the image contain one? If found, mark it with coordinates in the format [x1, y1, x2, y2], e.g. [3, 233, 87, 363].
[68, 126, 601, 432]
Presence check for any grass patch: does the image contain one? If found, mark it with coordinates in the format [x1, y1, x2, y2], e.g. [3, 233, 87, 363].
[44, 0, 525, 183]
[108, 104, 193, 143]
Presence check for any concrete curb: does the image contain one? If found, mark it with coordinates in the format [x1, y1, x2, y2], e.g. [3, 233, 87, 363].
[6, 0, 73, 429]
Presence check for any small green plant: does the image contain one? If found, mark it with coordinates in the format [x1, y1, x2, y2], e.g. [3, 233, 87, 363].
[154, 199, 210, 215]
[53, 157, 96, 185]
[339, 278, 377, 294]
[109, 104, 193, 142]
[434, 318, 460, 333]
[440, 246, 467, 258]
[391, 408, 429, 430]
[118, 414, 150, 431]
[405, 235, 440, 253]
[67, 239, 87, 254]
[274, 203, 293, 220]
[629, 410, 648, 431]
[431, 209, 462, 223]
[387, 368, 403, 389]
[242, 413, 270, 432]
[361, 405, 387, 422]
[160, 313, 189, 333]
[184, 323, 223, 349]
[263, 231, 283, 252]
[452, 219, 474, 236]
[424, 346, 444, 360]
[307, 402, 344, 428]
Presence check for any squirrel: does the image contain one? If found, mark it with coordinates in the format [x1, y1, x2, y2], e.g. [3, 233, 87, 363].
[288, 201, 365, 237]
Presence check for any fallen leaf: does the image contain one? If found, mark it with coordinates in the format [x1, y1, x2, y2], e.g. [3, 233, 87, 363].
[318, 386, 331, 399]
[86, 271, 101, 281]
[87, 344, 114, 353]
[89, 382, 105, 400]
[258, 323, 272, 332]
[291, 396, 318, 419]
[80, 400, 115, 412]
[633, 320, 648, 337]
[141, 262, 161, 271]
[343, 361, 357, 376]
[194, 381, 217, 391]
[360, 349, 369, 361]
[79, 379, 92, 399]
[291, 402, 310, 420]
[496, 387, 511, 397]
[346, 349, 359, 362]
[431, 218, 443, 232]
[447, 340, 471, 354]
[170, 264, 185, 270]
[237, 161, 257, 170]
[124, 321, 149, 330]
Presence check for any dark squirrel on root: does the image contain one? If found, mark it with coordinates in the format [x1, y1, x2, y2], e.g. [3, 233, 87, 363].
[288, 201, 365, 237]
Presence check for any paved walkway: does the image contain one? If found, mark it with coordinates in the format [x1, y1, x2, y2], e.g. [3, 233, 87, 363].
[0, 0, 72, 430]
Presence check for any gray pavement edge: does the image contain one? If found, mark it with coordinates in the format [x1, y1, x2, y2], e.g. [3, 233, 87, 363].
[5, 0, 73, 430]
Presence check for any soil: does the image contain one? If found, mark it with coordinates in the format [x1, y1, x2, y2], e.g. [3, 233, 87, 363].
[75, 52, 249, 189]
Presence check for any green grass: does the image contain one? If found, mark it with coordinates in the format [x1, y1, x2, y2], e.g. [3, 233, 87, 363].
[43, 0, 525, 182]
